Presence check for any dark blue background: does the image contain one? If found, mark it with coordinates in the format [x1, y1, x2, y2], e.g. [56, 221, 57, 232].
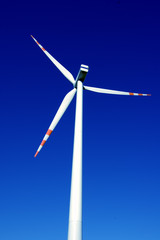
[0, 0, 159, 239]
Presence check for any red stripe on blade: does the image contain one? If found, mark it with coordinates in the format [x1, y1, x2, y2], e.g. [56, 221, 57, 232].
[138, 93, 143, 96]
[41, 140, 46, 146]
[46, 129, 52, 136]
[129, 92, 134, 95]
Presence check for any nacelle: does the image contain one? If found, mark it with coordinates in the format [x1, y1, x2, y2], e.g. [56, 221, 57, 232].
[74, 64, 89, 87]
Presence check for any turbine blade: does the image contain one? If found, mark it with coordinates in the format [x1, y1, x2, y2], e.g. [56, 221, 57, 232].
[31, 35, 75, 85]
[84, 85, 151, 96]
[34, 88, 76, 157]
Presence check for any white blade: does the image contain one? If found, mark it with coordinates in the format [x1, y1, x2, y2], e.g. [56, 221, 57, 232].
[84, 85, 151, 96]
[34, 88, 76, 157]
[31, 35, 75, 85]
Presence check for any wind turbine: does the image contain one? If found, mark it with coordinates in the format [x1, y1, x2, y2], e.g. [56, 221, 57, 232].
[31, 35, 150, 240]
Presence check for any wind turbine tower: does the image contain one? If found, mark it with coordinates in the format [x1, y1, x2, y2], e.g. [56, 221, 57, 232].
[31, 35, 150, 240]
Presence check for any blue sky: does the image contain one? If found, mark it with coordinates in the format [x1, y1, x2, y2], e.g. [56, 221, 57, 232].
[0, 0, 160, 239]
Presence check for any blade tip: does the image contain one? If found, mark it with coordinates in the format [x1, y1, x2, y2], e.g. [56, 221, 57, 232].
[34, 151, 39, 158]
